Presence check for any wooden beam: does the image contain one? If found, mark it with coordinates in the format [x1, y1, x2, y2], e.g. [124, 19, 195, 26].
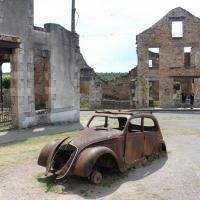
[0, 40, 20, 49]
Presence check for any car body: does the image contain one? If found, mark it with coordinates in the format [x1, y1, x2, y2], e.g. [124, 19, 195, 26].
[38, 111, 166, 184]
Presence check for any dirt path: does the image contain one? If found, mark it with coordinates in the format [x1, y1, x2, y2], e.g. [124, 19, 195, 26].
[0, 113, 200, 200]
[0, 122, 81, 144]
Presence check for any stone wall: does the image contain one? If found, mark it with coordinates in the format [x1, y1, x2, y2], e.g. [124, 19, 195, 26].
[80, 62, 137, 109]
[0, 0, 80, 128]
[136, 7, 200, 108]
[0, 0, 34, 128]
[81, 7, 200, 109]
[102, 74, 130, 100]
[80, 65, 103, 108]
[34, 52, 49, 110]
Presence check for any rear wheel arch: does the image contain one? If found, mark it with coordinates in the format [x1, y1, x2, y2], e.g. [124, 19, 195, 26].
[73, 146, 120, 177]
[160, 142, 167, 152]
[151, 141, 167, 156]
[94, 152, 119, 171]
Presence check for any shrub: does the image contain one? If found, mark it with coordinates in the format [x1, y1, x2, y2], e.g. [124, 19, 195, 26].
[2, 75, 11, 89]
[173, 81, 180, 91]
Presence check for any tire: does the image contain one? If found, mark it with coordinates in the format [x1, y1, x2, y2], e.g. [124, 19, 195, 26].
[158, 143, 167, 158]
[89, 170, 103, 184]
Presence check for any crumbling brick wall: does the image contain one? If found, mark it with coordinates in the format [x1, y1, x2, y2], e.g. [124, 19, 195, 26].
[102, 74, 130, 100]
[136, 7, 200, 108]
[0, 0, 80, 128]
[80, 62, 137, 109]
[34, 51, 50, 110]
[80, 64, 103, 108]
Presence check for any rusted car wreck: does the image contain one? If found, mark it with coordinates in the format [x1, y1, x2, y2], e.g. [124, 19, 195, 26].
[38, 111, 166, 184]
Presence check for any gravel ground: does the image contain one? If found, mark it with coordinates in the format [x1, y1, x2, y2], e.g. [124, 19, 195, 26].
[0, 112, 200, 200]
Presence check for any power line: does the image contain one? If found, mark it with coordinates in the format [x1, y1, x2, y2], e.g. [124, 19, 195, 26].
[75, 9, 79, 28]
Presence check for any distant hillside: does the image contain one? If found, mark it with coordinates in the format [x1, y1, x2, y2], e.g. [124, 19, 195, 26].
[97, 72, 128, 81]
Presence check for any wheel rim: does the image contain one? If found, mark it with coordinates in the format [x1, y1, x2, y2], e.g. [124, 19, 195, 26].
[90, 171, 102, 184]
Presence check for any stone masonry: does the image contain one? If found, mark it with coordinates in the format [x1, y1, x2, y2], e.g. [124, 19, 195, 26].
[0, 0, 80, 128]
[81, 7, 200, 109]
[80, 56, 103, 108]
[136, 7, 200, 107]
[80, 56, 137, 109]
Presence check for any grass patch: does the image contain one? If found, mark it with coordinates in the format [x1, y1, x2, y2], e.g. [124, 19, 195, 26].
[35, 172, 63, 193]
[0, 130, 77, 147]
[0, 130, 78, 169]
[80, 102, 92, 109]
[79, 188, 89, 194]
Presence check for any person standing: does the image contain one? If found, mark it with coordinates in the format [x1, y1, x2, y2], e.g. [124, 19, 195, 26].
[181, 92, 187, 108]
[190, 92, 195, 109]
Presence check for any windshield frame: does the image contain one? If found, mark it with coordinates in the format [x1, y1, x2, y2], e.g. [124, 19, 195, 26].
[87, 115, 128, 131]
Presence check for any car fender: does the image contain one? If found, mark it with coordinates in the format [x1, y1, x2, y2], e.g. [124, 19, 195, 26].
[37, 137, 69, 172]
[73, 146, 121, 177]
[152, 139, 167, 155]
[159, 140, 167, 152]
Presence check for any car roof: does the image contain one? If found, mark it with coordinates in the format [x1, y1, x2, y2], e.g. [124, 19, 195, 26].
[94, 111, 156, 119]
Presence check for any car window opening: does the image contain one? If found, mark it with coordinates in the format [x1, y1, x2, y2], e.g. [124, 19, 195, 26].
[128, 118, 142, 132]
[143, 118, 158, 132]
[89, 116, 127, 131]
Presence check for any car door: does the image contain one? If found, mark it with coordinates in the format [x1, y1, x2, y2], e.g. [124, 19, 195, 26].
[125, 117, 144, 165]
[143, 117, 159, 156]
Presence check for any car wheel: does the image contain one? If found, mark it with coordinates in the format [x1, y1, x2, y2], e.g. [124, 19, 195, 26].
[90, 170, 102, 184]
[158, 144, 167, 158]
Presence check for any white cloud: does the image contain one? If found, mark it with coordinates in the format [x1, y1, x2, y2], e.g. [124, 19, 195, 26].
[34, 0, 200, 72]
[34, 0, 71, 28]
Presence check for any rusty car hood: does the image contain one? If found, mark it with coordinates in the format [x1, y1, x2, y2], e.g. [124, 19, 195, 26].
[67, 128, 122, 149]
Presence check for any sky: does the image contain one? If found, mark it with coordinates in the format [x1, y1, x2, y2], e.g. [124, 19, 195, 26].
[3, 0, 200, 73]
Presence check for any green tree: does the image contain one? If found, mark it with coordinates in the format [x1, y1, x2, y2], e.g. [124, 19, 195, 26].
[97, 72, 128, 81]
[2, 74, 11, 89]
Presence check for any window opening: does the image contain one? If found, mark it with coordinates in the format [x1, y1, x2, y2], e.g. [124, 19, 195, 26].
[89, 116, 106, 128]
[128, 118, 142, 132]
[148, 48, 159, 68]
[173, 79, 181, 100]
[172, 21, 183, 38]
[143, 118, 157, 132]
[149, 60, 153, 67]
[184, 47, 192, 67]
[149, 81, 159, 107]
[2, 63, 11, 73]
[34, 56, 50, 111]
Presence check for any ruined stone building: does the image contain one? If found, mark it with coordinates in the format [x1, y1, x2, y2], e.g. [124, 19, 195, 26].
[80, 56, 103, 108]
[80, 57, 136, 109]
[81, 7, 200, 109]
[0, 0, 80, 128]
[135, 7, 200, 107]
[101, 68, 137, 109]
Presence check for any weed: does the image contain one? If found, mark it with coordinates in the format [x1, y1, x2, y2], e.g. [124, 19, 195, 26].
[79, 188, 89, 194]
[35, 172, 62, 193]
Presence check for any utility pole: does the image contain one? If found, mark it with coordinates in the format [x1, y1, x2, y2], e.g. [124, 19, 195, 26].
[71, 0, 76, 33]
[0, 63, 3, 112]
